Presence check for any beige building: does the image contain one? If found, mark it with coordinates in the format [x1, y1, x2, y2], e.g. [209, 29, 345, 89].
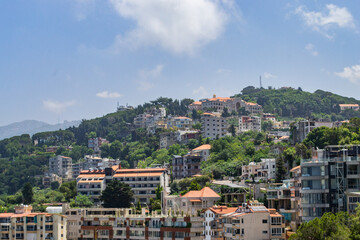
[63, 206, 204, 240]
[165, 187, 221, 216]
[42, 173, 63, 188]
[205, 204, 285, 240]
[0, 205, 66, 240]
[201, 112, 229, 140]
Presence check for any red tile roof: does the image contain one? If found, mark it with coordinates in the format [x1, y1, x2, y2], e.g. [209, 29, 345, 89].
[192, 144, 211, 151]
[182, 187, 220, 198]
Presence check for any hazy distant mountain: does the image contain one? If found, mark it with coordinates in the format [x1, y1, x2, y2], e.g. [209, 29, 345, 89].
[0, 120, 81, 140]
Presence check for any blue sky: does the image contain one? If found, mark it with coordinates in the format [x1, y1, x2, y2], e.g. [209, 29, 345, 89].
[1, 0, 360, 126]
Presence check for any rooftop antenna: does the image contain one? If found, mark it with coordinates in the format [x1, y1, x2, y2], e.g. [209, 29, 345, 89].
[260, 75, 263, 88]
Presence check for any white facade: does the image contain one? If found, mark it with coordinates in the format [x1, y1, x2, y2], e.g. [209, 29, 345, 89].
[49, 155, 73, 179]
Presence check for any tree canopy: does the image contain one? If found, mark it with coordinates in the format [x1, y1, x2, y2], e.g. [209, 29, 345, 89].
[100, 180, 133, 208]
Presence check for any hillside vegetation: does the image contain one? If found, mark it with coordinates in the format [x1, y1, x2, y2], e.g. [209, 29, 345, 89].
[234, 86, 360, 120]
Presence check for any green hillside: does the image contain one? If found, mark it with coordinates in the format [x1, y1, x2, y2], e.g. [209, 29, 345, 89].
[234, 86, 360, 120]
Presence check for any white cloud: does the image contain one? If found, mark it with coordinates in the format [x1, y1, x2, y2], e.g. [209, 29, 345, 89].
[136, 64, 164, 91]
[96, 91, 122, 99]
[335, 65, 360, 84]
[295, 4, 355, 37]
[109, 0, 235, 54]
[216, 68, 232, 74]
[72, 0, 96, 21]
[305, 43, 319, 56]
[139, 64, 164, 79]
[137, 81, 154, 91]
[43, 100, 75, 114]
[192, 86, 209, 99]
[263, 72, 277, 79]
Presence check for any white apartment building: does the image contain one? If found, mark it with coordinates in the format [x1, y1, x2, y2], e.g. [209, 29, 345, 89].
[201, 112, 229, 140]
[238, 115, 261, 133]
[49, 155, 73, 179]
[88, 137, 109, 152]
[241, 158, 276, 182]
[76, 166, 170, 205]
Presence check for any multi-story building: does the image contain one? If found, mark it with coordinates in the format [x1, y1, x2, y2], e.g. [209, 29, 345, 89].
[63, 206, 204, 240]
[42, 173, 63, 188]
[165, 187, 221, 216]
[49, 155, 73, 179]
[76, 166, 170, 205]
[292, 120, 334, 143]
[88, 137, 109, 152]
[201, 112, 229, 140]
[172, 144, 211, 179]
[0, 205, 66, 240]
[167, 116, 193, 130]
[205, 204, 285, 240]
[339, 103, 359, 111]
[188, 101, 203, 113]
[238, 116, 261, 133]
[289, 166, 301, 230]
[159, 131, 178, 149]
[133, 114, 153, 129]
[244, 102, 263, 115]
[241, 158, 276, 182]
[300, 145, 360, 222]
[72, 155, 120, 179]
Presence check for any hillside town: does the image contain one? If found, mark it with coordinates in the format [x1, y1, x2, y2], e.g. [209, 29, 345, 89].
[2, 92, 360, 240]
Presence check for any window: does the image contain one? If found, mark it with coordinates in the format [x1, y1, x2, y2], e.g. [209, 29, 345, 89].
[262, 230, 268, 234]
[262, 219, 267, 224]
[271, 228, 282, 236]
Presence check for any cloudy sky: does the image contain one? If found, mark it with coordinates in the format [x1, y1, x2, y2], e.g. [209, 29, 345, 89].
[1, 0, 360, 125]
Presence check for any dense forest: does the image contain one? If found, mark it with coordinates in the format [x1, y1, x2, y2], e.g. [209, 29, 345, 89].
[234, 86, 360, 120]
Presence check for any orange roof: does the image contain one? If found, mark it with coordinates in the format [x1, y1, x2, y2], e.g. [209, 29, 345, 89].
[115, 168, 166, 173]
[290, 166, 300, 172]
[77, 174, 105, 178]
[339, 104, 359, 107]
[113, 172, 163, 178]
[208, 206, 237, 215]
[193, 144, 211, 151]
[190, 199, 202, 202]
[112, 165, 119, 171]
[207, 97, 231, 102]
[182, 187, 220, 199]
[245, 102, 259, 106]
[270, 214, 282, 217]
[191, 101, 202, 105]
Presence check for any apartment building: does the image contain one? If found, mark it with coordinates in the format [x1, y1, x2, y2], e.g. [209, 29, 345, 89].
[0, 205, 66, 240]
[339, 103, 359, 111]
[72, 155, 120, 179]
[292, 120, 334, 143]
[244, 102, 263, 115]
[88, 137, 109, 152]
[167, 116, 193, 130]
[238, 116, 261, 133]
[49, 155, 73, 179]
[206, 204, 285, 240]
[300, 145, 360, 222]
[241, 158, 276, 182]
[133, 114, 153, 129]
[165, 187, 221, 216]
[289, 166, 301, 230]
[203, 206, 237, 240]
[76, 166, 170, 205]
[201, 112, 229, 140]
[172, 144, 211, 179]
[63, 207, 204, 240]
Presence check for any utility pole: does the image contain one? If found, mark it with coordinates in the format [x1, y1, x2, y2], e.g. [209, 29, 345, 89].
[260, 75, 263, 88]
